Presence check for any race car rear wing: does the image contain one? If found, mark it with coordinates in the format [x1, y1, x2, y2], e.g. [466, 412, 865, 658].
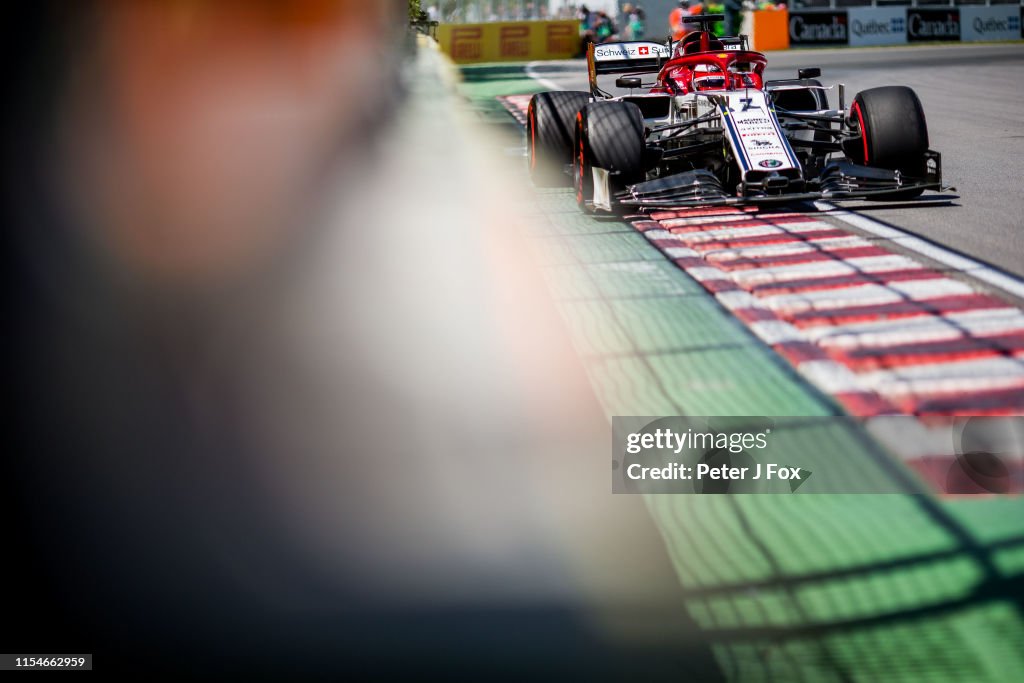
[719, 36, 749, 51]
[587, 41, 672, 95]
[586, 32, 751, 96]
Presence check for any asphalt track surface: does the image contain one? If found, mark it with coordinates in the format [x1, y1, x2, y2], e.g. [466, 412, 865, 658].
[525, 43, 1024, 279]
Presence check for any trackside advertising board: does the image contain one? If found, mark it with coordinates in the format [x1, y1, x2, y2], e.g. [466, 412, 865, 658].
[437, 20, 579, 64]
[848, 8, 907, 47]
[907, 8, 961, 42]
[788, 10, 849, 46]
[591, 42, 672, 61]
[960, 6, 1022, 42]
[756, 6, 1021, 48]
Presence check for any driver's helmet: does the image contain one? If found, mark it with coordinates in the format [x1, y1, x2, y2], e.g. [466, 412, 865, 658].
[691, 67, 727, 91]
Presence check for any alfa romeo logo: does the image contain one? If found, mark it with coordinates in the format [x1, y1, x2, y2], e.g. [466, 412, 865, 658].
[758, 159, 783, 168]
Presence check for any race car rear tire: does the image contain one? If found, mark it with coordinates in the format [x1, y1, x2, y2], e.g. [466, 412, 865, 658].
[845, 86, 929, 199]
[574, 101, 645, 213]
[527, 91, 590, 187]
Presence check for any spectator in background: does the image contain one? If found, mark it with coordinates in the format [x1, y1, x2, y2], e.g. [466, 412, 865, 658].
[623, 4, 646, 40]
[722, 0, 741, 35]
[670, 1, 702, 40]
[578, 4, 596, 53]
[704, 2, 727, 34]
[593, 11, 618, 43]
[578, 3, 594, 29]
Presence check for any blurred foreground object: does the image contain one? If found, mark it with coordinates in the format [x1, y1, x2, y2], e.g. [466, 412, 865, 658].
[2, 2, 708, 678]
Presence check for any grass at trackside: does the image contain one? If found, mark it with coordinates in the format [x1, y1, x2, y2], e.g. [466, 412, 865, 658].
[457, 58, 1024, 683]
[457, 62, 539, 87]
[455, 63, 545, 119]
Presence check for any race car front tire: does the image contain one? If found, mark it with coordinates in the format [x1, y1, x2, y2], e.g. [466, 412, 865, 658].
[527, 91, 590, 187]
[574, 101, 645, 213]
[845, 86, 929, 198]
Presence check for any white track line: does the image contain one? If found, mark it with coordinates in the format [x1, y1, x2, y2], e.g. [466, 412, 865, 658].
[813, 201, 1024, 301]
[729, 254, 923, 286]
[797, 360, 865, 394]
[748, 320, 805, 344]
[658, 213, 772, 227]
[805, 308, 1024, 349]
[647, 222, 834, 244]
[706, 236, 868, 261]
[525, 61, 564, 92]
[859, 356, 1024, 397]
[757, 279, 975, 313]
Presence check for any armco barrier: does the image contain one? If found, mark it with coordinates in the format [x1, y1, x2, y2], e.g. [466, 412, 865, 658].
[436, 20, 579, 64]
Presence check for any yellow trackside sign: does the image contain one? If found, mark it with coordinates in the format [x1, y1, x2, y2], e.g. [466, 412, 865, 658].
[436, 21, 579, 64]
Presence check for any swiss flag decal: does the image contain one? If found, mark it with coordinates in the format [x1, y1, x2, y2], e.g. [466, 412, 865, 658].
[639, 46, 649, 55]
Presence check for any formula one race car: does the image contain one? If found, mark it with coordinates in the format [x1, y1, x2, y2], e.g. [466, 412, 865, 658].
[526, 15, 949, 212]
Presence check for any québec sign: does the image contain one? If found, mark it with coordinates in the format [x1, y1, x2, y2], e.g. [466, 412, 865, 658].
[960, 7, 1021, 42]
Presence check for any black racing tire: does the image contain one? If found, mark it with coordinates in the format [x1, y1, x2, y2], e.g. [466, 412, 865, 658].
[845, 86, 929, 198]
[527, 90, 590, 187]
[573, 101, 645, 213]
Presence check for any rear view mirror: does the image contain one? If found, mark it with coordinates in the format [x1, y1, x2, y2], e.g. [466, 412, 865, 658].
[616, 76, 642, 89]
[798, 67, 821, 79]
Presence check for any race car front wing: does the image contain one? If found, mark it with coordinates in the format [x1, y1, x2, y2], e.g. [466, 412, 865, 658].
[617, 151, 951, 210]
